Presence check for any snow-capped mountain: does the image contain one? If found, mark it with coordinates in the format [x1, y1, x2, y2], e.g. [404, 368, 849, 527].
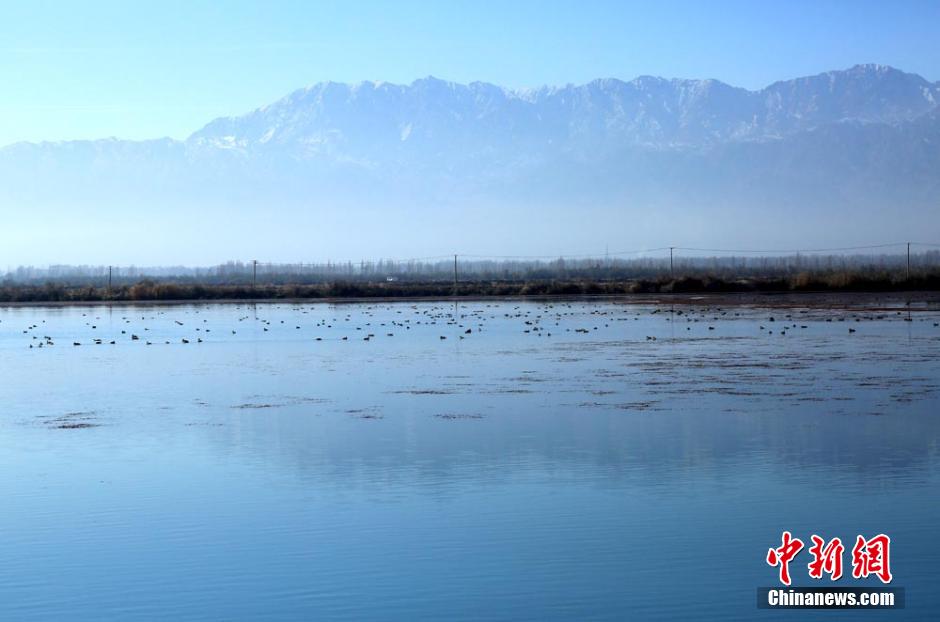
[188, 64, 938, 153]
[1, 64, 938, 263]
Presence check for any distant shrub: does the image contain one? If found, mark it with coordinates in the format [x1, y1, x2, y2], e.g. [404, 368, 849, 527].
[1, 268, 939, 304]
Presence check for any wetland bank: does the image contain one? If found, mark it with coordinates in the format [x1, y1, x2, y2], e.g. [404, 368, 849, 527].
[1, 294, 938, 620]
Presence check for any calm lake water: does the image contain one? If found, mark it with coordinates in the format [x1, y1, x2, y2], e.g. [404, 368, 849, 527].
[1, 297, 938, 621]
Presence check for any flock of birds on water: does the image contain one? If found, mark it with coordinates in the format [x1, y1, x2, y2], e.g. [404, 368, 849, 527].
[2, 302, 938, 350]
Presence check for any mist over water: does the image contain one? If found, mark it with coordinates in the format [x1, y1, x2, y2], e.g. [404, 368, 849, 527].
[2, 65, 939, 265]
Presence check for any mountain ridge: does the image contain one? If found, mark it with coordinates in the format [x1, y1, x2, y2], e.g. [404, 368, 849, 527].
[182, 64, 939, 155]
[4, 64, 937, 154]
[0, 64, 937, 264]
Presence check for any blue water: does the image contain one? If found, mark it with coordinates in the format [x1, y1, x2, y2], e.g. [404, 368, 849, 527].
[0, 299, 938, 620]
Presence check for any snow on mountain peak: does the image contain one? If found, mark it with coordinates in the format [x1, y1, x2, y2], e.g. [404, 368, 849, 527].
[185, 65, 937, 156]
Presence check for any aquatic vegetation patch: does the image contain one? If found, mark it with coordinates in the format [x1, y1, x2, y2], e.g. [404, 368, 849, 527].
[41, 410, 101, 429]
[434, 413, 485, 420]
[232, 402, 283, 409]
[345, 408, 383, 419]
[613, 401, 661, 411]
[506, 375, 552, 383]
[287, 396, 331, 404]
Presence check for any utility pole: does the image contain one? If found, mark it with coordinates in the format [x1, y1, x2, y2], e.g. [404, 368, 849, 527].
[453, 254, 459, 318]
[669, 247, 674, 279]
[907, 242, 911, 281]
[108, 265, 112, 294]
[252, 259, 258, 288]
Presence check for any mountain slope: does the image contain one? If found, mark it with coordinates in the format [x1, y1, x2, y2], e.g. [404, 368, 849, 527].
[187, 64, 938, 153]
[0, 64, 938, 263]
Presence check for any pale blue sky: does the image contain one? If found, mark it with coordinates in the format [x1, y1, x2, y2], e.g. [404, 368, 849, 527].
[1, 0, 938, 147]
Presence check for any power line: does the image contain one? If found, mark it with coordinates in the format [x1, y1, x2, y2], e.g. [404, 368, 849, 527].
[458, 247, 671, 260]
[7, 241, 940, 278]
[672, 243, 909, 254]
[249, 243, 937, 265]
[254, 254, 455, 267]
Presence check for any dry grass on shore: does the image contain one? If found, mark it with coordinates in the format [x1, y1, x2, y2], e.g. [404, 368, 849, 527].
[1, 269, 939, 303]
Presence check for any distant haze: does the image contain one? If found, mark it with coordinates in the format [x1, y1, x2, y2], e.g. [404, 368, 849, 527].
[1, 64, 939, 265]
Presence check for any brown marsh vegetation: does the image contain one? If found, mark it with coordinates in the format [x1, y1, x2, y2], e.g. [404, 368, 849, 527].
[2, 269, 940, 303]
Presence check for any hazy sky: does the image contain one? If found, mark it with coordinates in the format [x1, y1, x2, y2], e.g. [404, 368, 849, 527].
[1, 0, 939, 146]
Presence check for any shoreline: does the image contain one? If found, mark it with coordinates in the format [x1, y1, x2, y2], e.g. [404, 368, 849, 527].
[2, 290, 938, 310]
